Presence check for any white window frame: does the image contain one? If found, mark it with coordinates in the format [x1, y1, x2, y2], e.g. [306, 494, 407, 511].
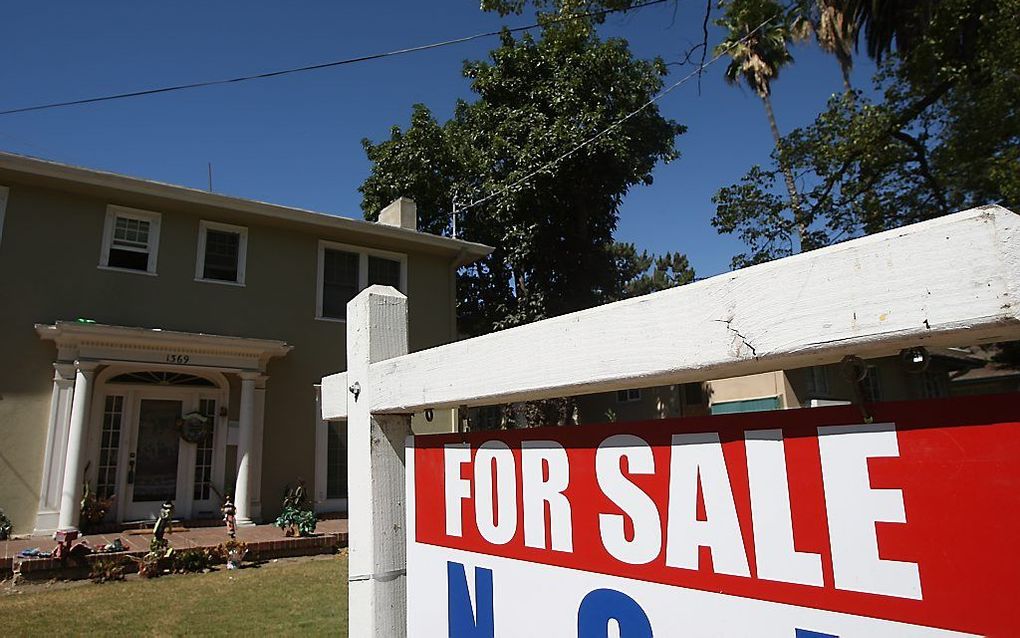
[314, 386, 347, 513]
[617, 388, 642, 403]
[99, 205, 162, 275]
[0, 185, 9, 248]
[195, 220, 248, 286]
[315, 240, 408, 322]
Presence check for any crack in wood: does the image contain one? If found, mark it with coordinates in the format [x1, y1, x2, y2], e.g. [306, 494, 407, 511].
[715, 318, 759, 358]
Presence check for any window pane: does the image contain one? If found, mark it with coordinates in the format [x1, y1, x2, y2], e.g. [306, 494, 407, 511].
[193, 399, 216, 501]
[203, 229, 240, 282]
[326, 421, 347, 499]
[97, 395, 125, 500]
[683, 382, 706, 405]
[133, 399, 182, 502]
[108, 215, 151, 270]
[617, 389, 640, 403]
[108, 247, 149, 271]
[322, 249, 359, 319]
[113, 217, 150, 249]
[368, 256, 401, 290]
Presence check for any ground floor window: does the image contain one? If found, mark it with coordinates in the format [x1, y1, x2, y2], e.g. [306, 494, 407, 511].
[326, 422, 347, 499]
[97, 395, 124, 499]
[193, 398, 216, 501]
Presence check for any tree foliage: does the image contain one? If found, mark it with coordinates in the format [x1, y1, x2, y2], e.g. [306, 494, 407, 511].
[361, 26, 687, 336]
[713, 0, 1019, 268]
[715, 0, 795, 99]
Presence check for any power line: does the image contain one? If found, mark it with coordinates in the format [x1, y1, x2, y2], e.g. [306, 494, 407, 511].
[0, 0, 669, 117]
[456, 8, 787, 216]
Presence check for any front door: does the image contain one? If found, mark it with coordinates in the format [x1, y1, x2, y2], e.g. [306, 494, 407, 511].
[124, 398, 187, 521]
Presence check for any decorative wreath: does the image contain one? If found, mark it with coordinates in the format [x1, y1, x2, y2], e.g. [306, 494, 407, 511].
[177, 411, 212, 444]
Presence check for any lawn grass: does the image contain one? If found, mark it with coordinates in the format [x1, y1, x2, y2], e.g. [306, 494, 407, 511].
[1, 553, 348, 637]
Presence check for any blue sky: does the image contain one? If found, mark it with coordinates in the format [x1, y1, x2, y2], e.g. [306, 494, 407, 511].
[0, 1, 875, 277]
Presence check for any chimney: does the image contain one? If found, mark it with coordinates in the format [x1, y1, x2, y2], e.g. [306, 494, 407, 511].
[378, 197, 417, 231]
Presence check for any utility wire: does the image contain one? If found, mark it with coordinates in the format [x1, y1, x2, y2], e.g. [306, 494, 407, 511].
[0, 0, 669, 117]
[457, 8, 787, 215]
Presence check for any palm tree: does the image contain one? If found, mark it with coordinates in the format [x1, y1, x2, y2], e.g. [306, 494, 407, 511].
[715, 0, 806, 247]
[793, 0, 860, 94]
[838, 0, 940, 62]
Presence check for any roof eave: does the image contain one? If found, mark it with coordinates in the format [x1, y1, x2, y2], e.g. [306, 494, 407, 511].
[0, 151, 493, 263]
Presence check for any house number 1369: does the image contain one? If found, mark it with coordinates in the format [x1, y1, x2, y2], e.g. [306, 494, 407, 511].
[166, 354, 190, 364]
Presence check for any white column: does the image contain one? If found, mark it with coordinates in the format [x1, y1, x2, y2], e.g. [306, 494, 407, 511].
[34, 363, 77, 534]
[346, 285, 412, 637]
[57, 361, 97, 531]
[314, 386, 327, 509]
[234, 371, 257, 526]
[250, 375, 268, 520]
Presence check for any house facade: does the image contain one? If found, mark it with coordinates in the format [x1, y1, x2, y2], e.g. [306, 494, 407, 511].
[0, 152, 489, 536]
[574, 348, 984, 423]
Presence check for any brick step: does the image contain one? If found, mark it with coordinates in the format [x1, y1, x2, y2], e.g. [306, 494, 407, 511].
[6, 531, 347, 583]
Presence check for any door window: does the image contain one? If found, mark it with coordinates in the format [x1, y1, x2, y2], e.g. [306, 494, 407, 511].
[133, 399, 183, 502]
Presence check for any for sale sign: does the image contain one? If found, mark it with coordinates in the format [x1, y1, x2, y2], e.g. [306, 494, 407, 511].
[406, 394, 1020, 637]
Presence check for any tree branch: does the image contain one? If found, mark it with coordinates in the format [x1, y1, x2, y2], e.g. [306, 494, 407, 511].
[804, 78, 955, 222]
[890, 129, 950, 216]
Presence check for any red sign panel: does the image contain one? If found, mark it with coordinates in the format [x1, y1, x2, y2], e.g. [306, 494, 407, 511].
[412, 394, 1020, 636]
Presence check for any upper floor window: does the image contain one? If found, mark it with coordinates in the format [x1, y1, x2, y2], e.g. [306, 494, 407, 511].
[100, 205, 161, 274]
[196, 221, 247, 285]
[316, 241, 406, 321]
[617, 388, 641, 403]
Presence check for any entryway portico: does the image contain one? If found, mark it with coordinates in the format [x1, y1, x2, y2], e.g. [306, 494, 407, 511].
[34, 321, 291, 534]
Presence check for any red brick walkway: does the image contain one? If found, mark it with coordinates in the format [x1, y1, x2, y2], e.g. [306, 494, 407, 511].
[1, 518, 347, 580]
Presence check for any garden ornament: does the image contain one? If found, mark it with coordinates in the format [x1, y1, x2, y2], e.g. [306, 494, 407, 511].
[221, 495, 237, 539]
[153, 500, 174, 544]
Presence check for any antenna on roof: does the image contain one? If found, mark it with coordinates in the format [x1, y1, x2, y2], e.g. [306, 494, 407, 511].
[207, 162, 213, 192]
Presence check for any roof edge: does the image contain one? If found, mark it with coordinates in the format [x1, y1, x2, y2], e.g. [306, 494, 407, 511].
[0, 151, 492, 262]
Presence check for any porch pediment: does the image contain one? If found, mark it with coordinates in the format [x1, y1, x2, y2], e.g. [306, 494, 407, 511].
[36, 321, 292, 371]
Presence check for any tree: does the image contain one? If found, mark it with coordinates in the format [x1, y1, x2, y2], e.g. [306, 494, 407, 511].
[715, 0, 808, 249]
[606, 242, 696, 297]
[481, 0, 642, 20]
[792, 0, 859, 94]
[713, 0, 1019, 267]
[360, 26, 687, 339]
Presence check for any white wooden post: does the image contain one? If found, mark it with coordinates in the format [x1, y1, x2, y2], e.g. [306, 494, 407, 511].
[346, 285, 412, 637]
[320, 205, 1020, 633]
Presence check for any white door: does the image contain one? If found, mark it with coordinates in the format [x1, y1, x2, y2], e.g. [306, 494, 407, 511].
[124, 397, 190, 521]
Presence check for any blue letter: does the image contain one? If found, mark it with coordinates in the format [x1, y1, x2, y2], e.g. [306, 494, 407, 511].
[577, 589, 653, 638]
[448, 561, 494, 638]
[796, 631, 838, 638]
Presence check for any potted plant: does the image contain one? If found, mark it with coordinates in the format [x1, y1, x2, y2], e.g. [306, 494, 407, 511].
[218, 539, 248, 570]
[0, 508, 11, 540]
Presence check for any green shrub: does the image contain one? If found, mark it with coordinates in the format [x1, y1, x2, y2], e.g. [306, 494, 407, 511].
[89, 556, 128, 583]
[0, 508, 11, 540]
[275, 506, 317, 537]
[171, 547, 219, 573]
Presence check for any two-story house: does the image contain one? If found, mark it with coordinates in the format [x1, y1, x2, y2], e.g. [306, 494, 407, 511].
[0, 152, 490, 536]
